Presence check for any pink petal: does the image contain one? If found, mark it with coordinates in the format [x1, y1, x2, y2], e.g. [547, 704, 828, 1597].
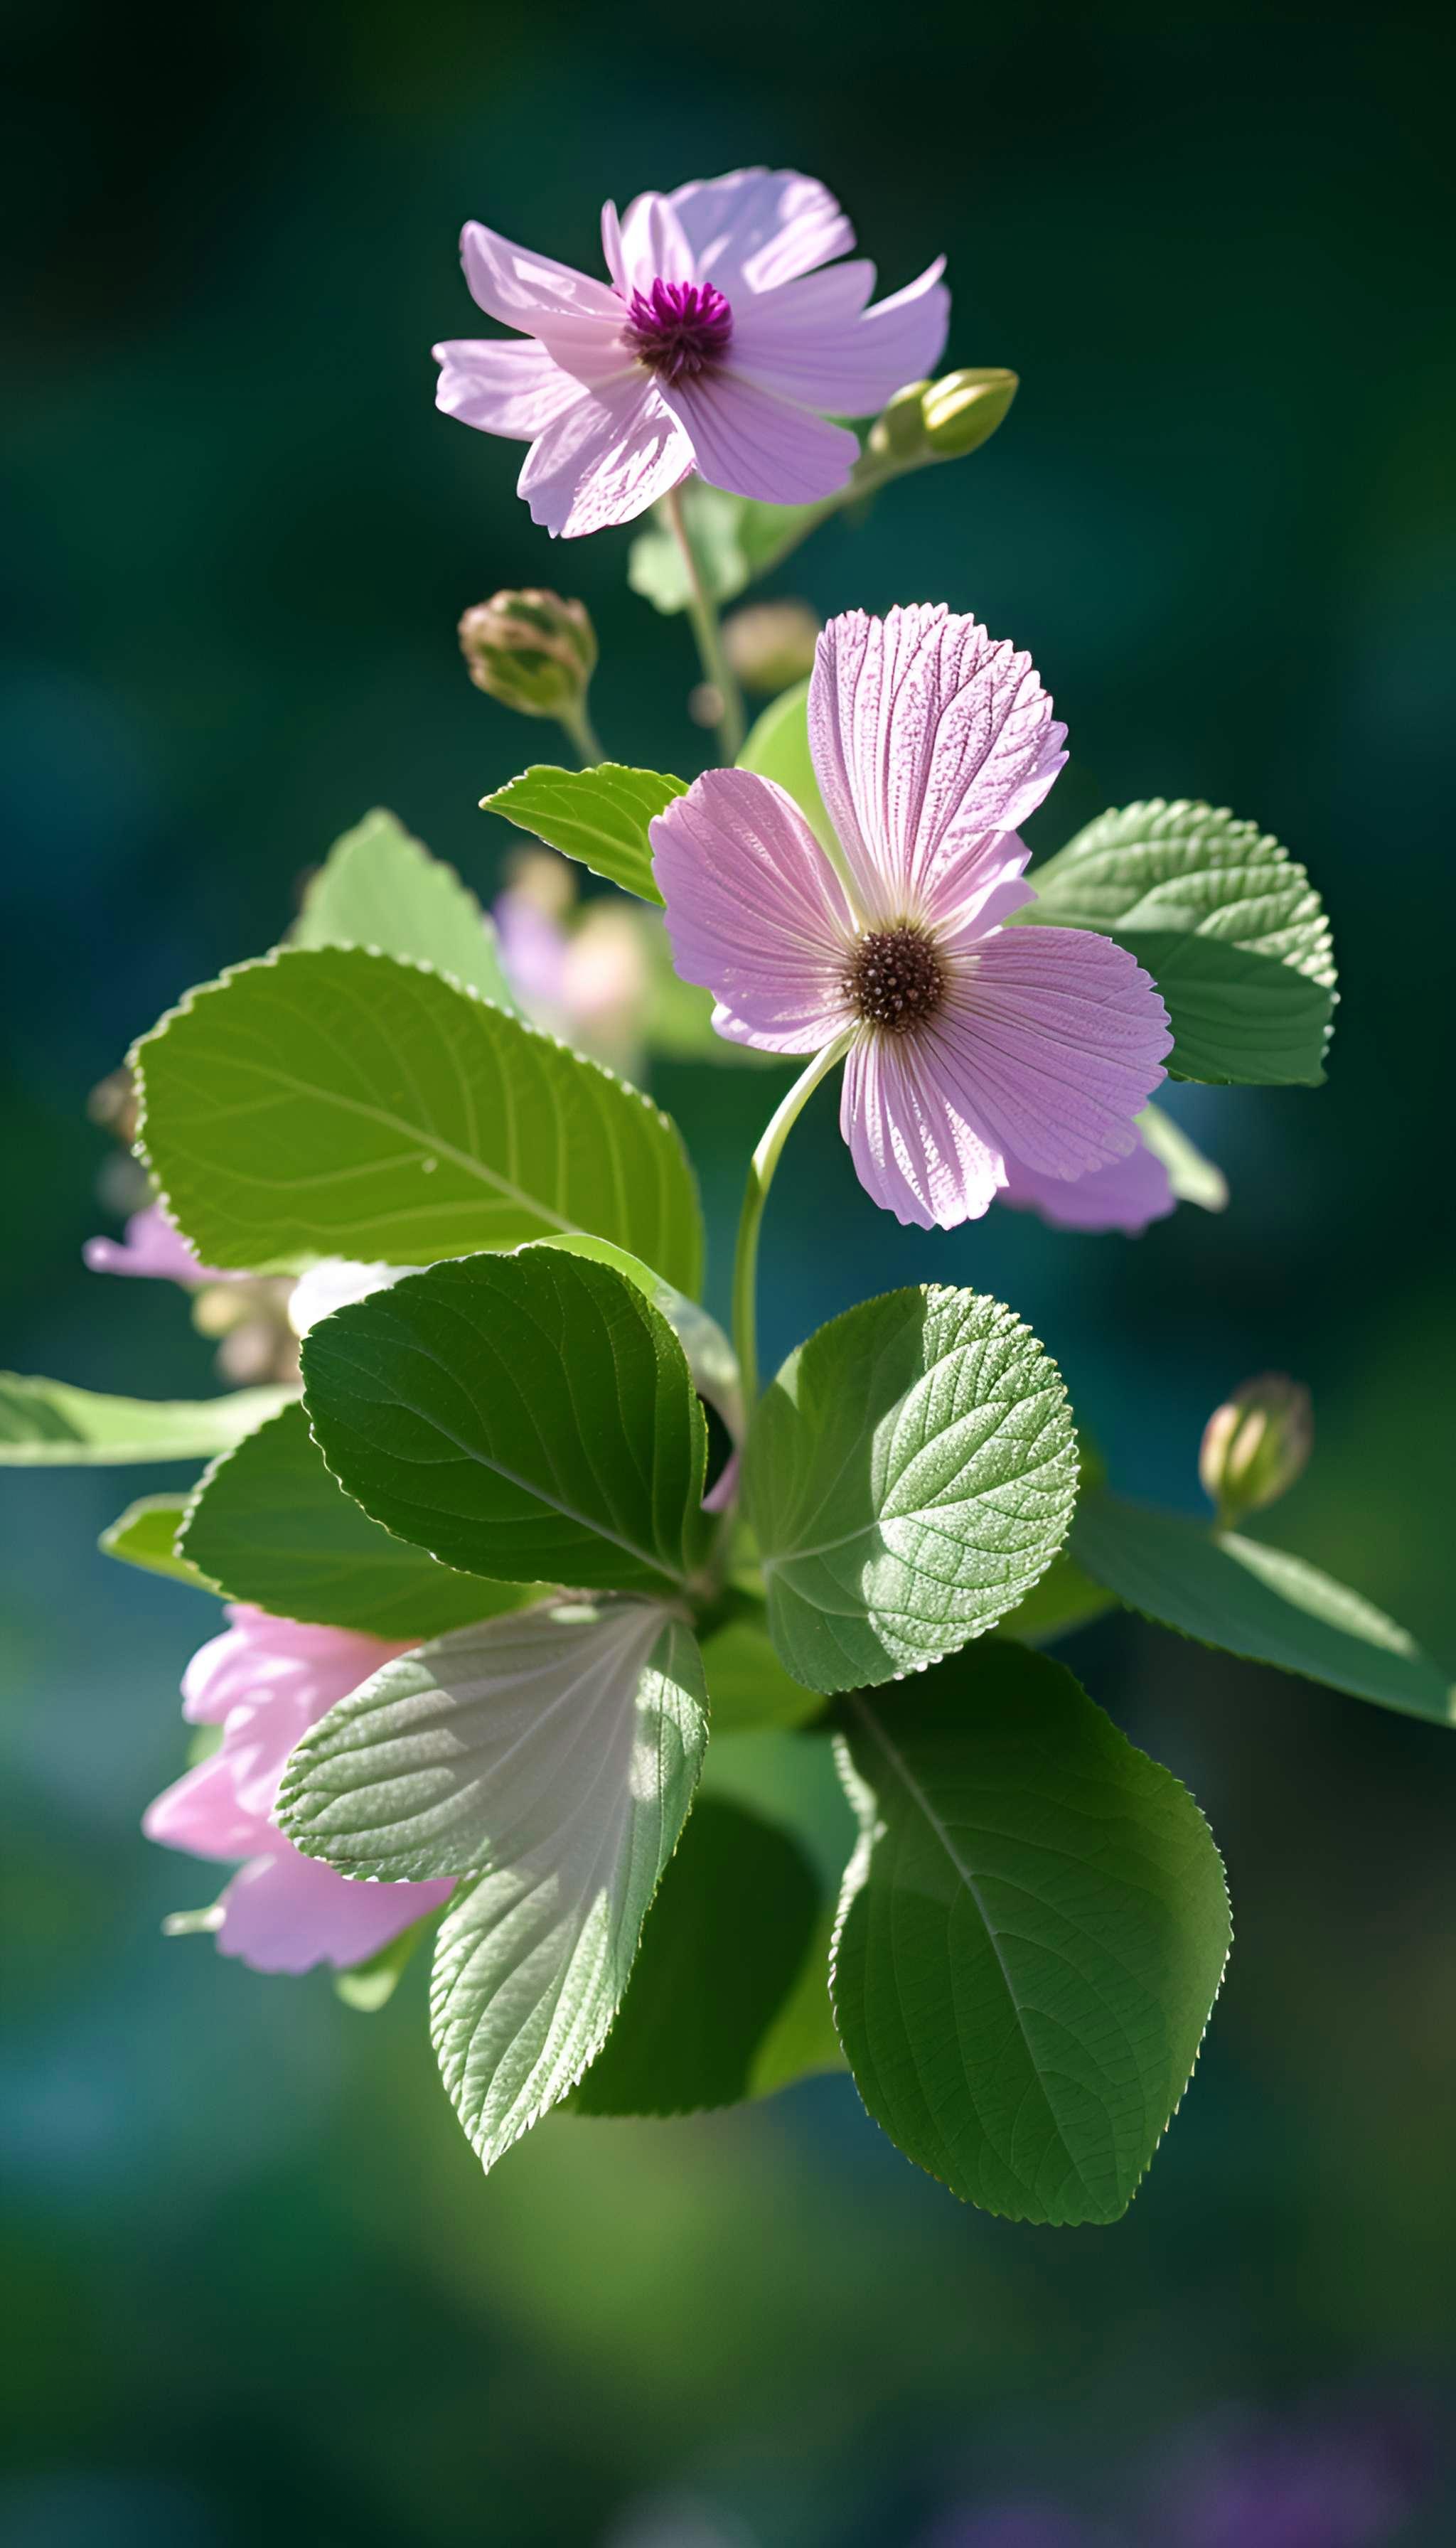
[459, 220, 621, 333]
[432, 337, 586, 439]
[651, 769, 857, 1053]
[83, 1201, 230, 1287]
[181, 1608, 405, 1727]
[840, 1031, 1004, 1229]
[731, 258, 949, 414]
[998, 1138, 1176, 1233]
[518, 375, 692, 537]
[213, 1849, 452, 1976]
[658, 372, 859, 504]
[933, 926, 1172, 1182]
[664, 168, 856, 294]
[615, 191, 697, 290]
[808, 606, 1069, 925]
[144, 1749, 267, 1862]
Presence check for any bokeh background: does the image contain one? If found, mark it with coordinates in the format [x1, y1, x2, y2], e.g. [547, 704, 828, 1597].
[4, 0, 1454, 2539]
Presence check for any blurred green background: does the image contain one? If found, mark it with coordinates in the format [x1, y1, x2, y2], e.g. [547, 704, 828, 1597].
[4, 0, 1453, 2539]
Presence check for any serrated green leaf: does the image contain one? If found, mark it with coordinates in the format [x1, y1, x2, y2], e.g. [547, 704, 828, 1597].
[745, 1285, 1078, 1694]
[132, 946, 702, 1291]
[700, 1610, 825, 1732]
[831, 1642, 1231, 2224]
[1020, 800, 1336, 1086]
[100, 1494, 209, 1587]
[290, 807, 516, 1008]
[520, 1234, 742, 1442]
[0, 1374, 291, 1465]
[301, 1250, 714, 1596]
[481, 764, 687, 905]
[737, 679, 836, 853]
[572, 1797, 830, 2116]
[1071, 1489, 1455, 1725]
[179, 1400, 541, 1638]
[277, 1597, 707, 2168]
[1137, 1103, 1228, 1212]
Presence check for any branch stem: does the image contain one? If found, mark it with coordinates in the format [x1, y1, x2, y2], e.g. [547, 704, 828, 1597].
[664, 484, 746, 763]
[731, 1033, 853, 1413]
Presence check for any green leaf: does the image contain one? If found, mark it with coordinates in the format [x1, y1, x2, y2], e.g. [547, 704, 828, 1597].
[290, 807, 516, 1008]
[334, 1915, 432, 2013]
[277, 1597, 707, 2167]
[178, 1400, 541, 1639]
[0, 1374, 291, 1466]
[737, 680, 836, 853]
[745, 1285, 1078, 1694]
[481, 764, 688, 906]
[700, 1610, 825, 1732]
[628, 483, 830, 616]
[831, 1642, 1231, 2223]
[132, 946, 702, 1292]
[572, 1797, 829, 2116]
[1137, 1103, 1228, 1212]
[100, 1494, 209, 1588]
[1020, 800, 1337, 1086]
[997, 1550, 1115, 1647]
[520, 1233, 742, 1442]
[301, 1249, 713, 1596]
[1071, 1489, 1455, 1726]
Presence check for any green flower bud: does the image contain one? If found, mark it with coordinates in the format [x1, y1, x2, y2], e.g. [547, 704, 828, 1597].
[458, 589, 598, 721]
[722, 599, 822, 696]
[1199, 1374, 1313, 1526]
[920, 368, 1019, 458]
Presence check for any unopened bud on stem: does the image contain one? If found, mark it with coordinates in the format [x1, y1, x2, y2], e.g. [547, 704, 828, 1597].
[864, 369, 1019, 473]
[458, 590, 599, 753]
[1199, 1374, 1313, 1526]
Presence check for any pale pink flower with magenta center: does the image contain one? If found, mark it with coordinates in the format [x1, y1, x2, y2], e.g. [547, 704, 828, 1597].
[433, 167, 948, 536]
[144, 1606, 451, 1974]
[651, 604, 1174, 1231]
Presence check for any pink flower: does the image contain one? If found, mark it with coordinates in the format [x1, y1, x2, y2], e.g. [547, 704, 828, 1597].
[434, 168, 948, 536]
[83, 1201, 232, 1285]
[651, 604, 1174, 1231]
[1000, 1140, 1174, 1234]
[144, 1607, 451, 1974]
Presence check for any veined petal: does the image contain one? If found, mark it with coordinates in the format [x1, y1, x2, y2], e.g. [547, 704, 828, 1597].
[213, 1850, 451, 1976]
[659, 371, 859, 504]
[651, 769, 857, 1053]
[665, 168, 856, 294]
[432, 337, 587, 440]
[840, 1030, 1005, 1229]
[616, 191, 697, 289]
[999, 1138, 1176, 1233]
[518, 376, 692, 537]
[459, 220, 622, 331]
[809, 605, 1068, 924]
[934, 927, 1172, 1181]
[732, 257, 948, 414]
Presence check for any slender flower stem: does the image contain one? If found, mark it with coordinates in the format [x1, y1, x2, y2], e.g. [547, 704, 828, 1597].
[663, 484, 746, 764]
[556, 700, 604, 766]
[732, 1032, 855, 1413]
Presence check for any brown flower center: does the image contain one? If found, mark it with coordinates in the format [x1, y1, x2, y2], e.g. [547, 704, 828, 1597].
[845, 925, 946, 1035]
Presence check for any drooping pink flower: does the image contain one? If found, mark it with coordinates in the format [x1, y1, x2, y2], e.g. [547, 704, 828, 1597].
[84, 1201, 232, 1285]
[144, 1606, 451, 1974]
[651, 604, 1173, 1231]
[434, 168, 948, 536]
[999, 1139, 1174, 1234]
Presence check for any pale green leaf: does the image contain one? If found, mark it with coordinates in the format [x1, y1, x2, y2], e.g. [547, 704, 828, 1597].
[277, 1597, 707, 2167]
[832, 1641, 1231, 2223]
[334, 1915, 432, 2012]
[700, 1610, 825, 1732]
[997, 1550, 1115, 1646]
[745, 1285, 1078, 1693]
[301, 1249, 714, 1597]
[179, 1400, 541, 1639]
[1137, 1103, 1228, 1212]
[628, 483, 830, 616]
[100, 1494, 209, 1588]
[737, 679, 836, 853]
[290, 807, 515, 1007]
[1071, 1488, 1455, 1725]
[0, 1374, 291, 1466]
[481, 764, 688, 905]
[132, 946, 702, 1292]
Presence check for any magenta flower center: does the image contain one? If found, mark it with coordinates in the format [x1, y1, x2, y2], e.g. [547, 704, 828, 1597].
[846, 926, 946, 1034]
[622, 279, 734, 385]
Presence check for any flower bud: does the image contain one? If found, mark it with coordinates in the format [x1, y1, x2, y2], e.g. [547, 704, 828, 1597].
[722, 600, 822, 696]
[920, 368, 1019, 458]
[458, 589, 597, 721]
[1199, 1374, 1313, 1526]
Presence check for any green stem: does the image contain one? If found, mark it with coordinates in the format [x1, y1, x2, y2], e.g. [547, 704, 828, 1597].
[664, 484, 746, 764]
[732, 1032, 854, 1413]
[556, 699, 604, 767]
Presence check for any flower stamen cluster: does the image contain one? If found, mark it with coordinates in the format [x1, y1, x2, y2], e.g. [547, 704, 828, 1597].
[621, 278, 734, 384]
[845, 924, 946, 1034]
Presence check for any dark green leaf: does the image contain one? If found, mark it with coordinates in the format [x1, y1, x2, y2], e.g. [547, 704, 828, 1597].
[1121, 930, 1334, 1086]
[832, 1642, 1231, 2223]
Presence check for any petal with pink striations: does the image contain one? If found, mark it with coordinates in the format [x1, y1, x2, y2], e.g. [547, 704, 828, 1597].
[809, 605, 1069, 924]
[432, 337, 587, 439]
[518, 375, 692, 537]
[659, 371, 859, 505]
[731, 259, 948, 414]
[459, 220, 621, 333]
[999, 1138, 1176, 1233]
[664, 168, 856, 295]
[932, 927, 1172, 1182]
[614, 191, 697, 291]
[840, 1029, 1006, 1230]
[651, 769, 856, 1053]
